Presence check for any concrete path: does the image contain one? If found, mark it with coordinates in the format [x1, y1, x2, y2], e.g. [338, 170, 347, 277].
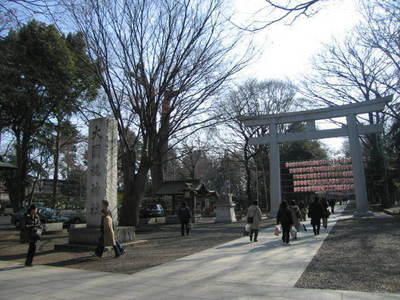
[1, 204, 399, 300]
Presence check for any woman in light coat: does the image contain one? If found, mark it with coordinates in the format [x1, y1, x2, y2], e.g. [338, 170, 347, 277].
[246, 200, 262, 242]
[94, 200, 121, 258]
[289, 200, 302, 240]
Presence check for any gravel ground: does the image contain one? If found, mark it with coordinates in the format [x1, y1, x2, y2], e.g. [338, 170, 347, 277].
[296, 207, 400, 293]
[0, 216, 274, 274]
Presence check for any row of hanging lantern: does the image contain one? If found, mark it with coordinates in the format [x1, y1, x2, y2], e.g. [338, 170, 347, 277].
[294, 178, 354, 186]
[293, 184, 354, 192]
[286, 158, 355, 193]
[285, 158, 352, 168]
[293, 171, 353, 179]
[289, 165, 352, 174]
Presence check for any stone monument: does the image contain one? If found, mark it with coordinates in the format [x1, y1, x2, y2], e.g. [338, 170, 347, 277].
[68, 117, 135, 245]
[215, 180, 237, 223]
[85, 117, 118, 227]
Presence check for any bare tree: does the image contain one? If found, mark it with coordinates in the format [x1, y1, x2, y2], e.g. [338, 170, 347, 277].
[0, 0, 56, 33]
[360, 0, 400, 97]
[301, 0, 399, 117]
[300, 13, 399, 207]
[176, 135, 215, 181]
[219, 79, 297, 207]
[233, 0, 325, 31]
[62, 0, 250, 225]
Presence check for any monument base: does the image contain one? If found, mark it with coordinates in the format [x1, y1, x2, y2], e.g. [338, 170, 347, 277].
[69, 226, 135, 245]
[215, 206, 237, 223]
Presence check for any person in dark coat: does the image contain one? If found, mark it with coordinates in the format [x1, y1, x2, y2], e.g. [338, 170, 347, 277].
[177, 202, 191, 236]
[94, 200, 122, 258]
[308, 197, 323, 235]
[328, 199, 336, 214]
[276, 201, 294, 245]
[23, 205, 42, 266]
[320, 198, 330, 228]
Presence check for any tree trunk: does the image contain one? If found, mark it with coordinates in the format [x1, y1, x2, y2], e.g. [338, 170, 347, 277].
[119, 151, 150, 226]
[151, 111, 169, 194]
[150, 154, 164, 195]
[13, 131, 30, 211]
[52, 126, 60, 208]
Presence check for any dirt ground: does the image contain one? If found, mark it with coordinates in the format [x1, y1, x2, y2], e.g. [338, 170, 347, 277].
[0, 216, 274, 274]
[296, 208, 400, 293]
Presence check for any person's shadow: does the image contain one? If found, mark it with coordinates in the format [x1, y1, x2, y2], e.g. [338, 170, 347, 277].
[0, 265, 26, 272]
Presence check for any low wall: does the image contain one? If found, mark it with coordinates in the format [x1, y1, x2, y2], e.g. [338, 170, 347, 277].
[43, 223, 64, 234]
[69, 223, 87, 230]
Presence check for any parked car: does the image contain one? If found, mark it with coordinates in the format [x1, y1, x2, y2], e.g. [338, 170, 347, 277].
[38, 208, 69, 225]
[11, 207, 69, 228]
[140, 204, 165, 218]
[59, 210, 86, 226]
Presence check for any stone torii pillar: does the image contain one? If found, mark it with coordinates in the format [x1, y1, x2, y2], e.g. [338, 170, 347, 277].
[268, 122, 281, 216]
[346, 114, 369, 215]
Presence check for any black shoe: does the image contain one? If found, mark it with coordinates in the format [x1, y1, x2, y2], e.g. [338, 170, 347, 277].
[25, 263, 33, 267]
[254, 239, 258, 242]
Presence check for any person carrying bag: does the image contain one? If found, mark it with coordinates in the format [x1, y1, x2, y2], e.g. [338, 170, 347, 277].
[94, 200, 122, 258]
[288, 200, 302, 240]
[320, 198, 330, 229]
[23, 205, 42, 266]
[246, 201, 262, 242]
[277, 200, 294, 245]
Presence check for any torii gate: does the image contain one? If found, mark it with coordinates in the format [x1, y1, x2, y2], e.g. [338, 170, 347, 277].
[242, 95, 392, 217]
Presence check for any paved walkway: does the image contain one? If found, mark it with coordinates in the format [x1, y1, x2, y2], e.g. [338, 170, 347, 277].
[1, 204, 399, 300]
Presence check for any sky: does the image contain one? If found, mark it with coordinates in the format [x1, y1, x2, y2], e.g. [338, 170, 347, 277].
[232, 0, 363, 154]
[233, 0, 362, 80]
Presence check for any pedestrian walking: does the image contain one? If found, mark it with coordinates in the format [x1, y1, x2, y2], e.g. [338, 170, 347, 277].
[288, 200, 302, 239]
[308, 197, 323, 235]
[177, 202, 191, 236]
[23, 205, 42, 266]
[328, 198, 336, 214]
[94, 200, 121, 258]
[277, 201, 294, 245]
[320, 198, 330, 228]
[298, 200, 307, 221]
[246, 200, 262, 242]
